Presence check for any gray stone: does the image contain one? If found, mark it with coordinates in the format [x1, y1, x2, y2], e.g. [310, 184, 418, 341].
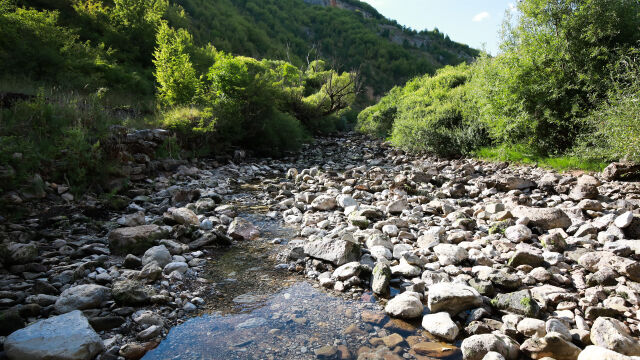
[492, 289, 539, 317]
[505, 225, 532, 242]
[428, 283, 483, 315]
[372, 262, 391, 298]
[590, 317, 640, 356]
[54, 284, 111, 314]
[461, 333, 520, 360]
[112, 280, 154, 305]
[311, 195, 337, 211]
[303, 237, 360, 266]
[569, 175, 600, 201]
[5, 310, 103, 360]
[578, 346, 640, 360]
[520, 332, 582, 360]
[142, 245, 172, 268]
[384, 291, 423, 319]
[108, 225, 169, 255]
[433, 244, 468, 265]
[227, 217, 260, 240]
[165, 207, 199, 226]
[511, 206, 571, 230]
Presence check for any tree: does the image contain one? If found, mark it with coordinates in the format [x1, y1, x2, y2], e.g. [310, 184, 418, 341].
[153, 22, 200, 107]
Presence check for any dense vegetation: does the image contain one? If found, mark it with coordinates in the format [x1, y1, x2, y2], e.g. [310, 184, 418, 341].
[0, 0, 480, 194]
[358, 0, 640, 166]
[1, 0, 477, 97]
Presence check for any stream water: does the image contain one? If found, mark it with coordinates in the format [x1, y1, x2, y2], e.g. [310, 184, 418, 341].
[143, 185, 462, 360]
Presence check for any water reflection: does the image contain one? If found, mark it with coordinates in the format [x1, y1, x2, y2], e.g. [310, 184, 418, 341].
[144, 282, 385, 360]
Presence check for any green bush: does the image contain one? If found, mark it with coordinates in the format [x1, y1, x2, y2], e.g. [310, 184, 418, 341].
[359, 64, 489, 157]
[574, 51, 640, 162]
[0, 91, 115, 191]
[471, 0, 640, 155]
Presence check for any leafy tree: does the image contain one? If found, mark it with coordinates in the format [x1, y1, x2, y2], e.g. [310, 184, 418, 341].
[153, 21, 200, 107]
[475, 0, 640, 154]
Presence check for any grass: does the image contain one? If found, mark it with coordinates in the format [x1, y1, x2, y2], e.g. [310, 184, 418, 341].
[473, 144, 609, 172]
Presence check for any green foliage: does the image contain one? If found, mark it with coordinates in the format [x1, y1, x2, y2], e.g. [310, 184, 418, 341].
[153, 22, 201, 107]
[474, 145, 607, 172]
[173, 0, 478, 95]
[359, 0, 640, 167]
[473, 0, 640, 155]
[0, 90, 116, 191]
[359, 64, 489, 157]
[356, 86, 400, 137]
[574, 51, 640, 162]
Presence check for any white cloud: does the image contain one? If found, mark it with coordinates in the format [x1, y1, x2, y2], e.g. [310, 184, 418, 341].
[508, 3, 517, 12]
[472, 11, 490, 22]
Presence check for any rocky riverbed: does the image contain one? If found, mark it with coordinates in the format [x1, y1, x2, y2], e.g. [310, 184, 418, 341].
[1, 133, 640, 360]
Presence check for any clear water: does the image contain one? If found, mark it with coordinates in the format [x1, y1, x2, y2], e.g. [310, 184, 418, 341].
[144, 188, 462, 360]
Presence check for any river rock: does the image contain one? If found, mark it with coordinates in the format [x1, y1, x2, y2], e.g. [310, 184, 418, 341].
[433, 244, 468, 265]
[165, 207, 199, 226]
[492, 289, 540, 317]
[505, 224, 532, 242]
[569, 175, 600, 201]
[422, 312, 459, 341]
[227, 217, 260, 240]
[520, 332, 582, 360]
[108, 225, 168, 255]
[112, 280, 154, 305]
[578, 346, 640, 360]
[333, 262, 362, 281]
[311, 195, 337, 211]
[511, 206, 571, 230]
[54, 284, 111, 314]
[590, 317, 640, 356]
[303, 237, 360, 266]
[384, 291, 423, 319]
[142, 245, 172, 268]
[372, 262, 391, 297]
[1, 242, 38, 264]
[461, 333, 520, 360]
[5, 310, 103, 360]
[428, 283, 483, 315]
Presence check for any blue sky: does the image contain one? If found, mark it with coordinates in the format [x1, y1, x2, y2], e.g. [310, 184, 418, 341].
[360, 0, 516, 55]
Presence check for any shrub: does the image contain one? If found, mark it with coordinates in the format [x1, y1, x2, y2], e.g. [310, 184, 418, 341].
[574, 51, 640, 162]
[0, 90, 115, 191]
[358, 64, 489, 157]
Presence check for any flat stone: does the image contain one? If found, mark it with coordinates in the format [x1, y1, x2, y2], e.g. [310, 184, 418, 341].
[5, 310, 103, 360]
[511, 206, 571, 230]
[304, 237, 360, 266]
[54, 284, 111, 314]
[428, 283, 483, 315]
[108, 225, 168, 255]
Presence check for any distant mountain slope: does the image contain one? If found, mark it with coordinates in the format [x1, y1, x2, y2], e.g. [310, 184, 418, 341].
[175, 0, 479, 96]
[3, 0, 478, 97]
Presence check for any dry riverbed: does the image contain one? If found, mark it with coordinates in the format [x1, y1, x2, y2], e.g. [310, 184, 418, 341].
[1, 133, 640, 360]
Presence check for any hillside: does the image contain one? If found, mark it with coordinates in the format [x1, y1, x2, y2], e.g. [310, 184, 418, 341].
[2, 0, 478, 97]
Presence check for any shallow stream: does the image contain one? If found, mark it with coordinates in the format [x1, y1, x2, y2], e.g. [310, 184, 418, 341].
[144, 184, 462, 360]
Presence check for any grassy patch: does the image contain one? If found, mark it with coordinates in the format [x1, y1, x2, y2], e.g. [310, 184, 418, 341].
[473, 145, 608, 172]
